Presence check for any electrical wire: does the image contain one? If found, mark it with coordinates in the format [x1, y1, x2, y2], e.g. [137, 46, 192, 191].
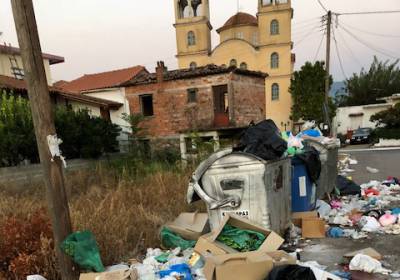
[338, 24, 399, 59]
[339, 21, 400, 38]
[313, 31, 325, 62]
[338, 10, 400, 16]
[335, 28, 363, 68]
[317, 0, 328, 13]
[332, 27, 348, 80]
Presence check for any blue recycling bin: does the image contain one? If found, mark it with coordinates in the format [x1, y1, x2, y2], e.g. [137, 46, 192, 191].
[291, 157, 316, 212]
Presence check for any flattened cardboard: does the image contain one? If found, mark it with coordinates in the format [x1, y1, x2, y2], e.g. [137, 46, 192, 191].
[165, 212, 209, 241]
[301, 217, 326, 238]
[203, 251, 274, 280]
[210, 214, 284, 253]
[292, 211, 319, 227]
[194, 233, 227, 257]
[266, 250, 297, 266]
[79, 269, 137, 280]
[344, 248, 382, 260]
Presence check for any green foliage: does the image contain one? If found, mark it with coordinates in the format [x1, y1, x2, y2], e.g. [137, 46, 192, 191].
[371, 128, 400, 141]
[0, 90, 121, 166]
[342, 57, 400, 106]
[122, 113, 146, 139]
[370, 103, 400, 129]
[0, 91, 38, 167]
[290, 61, 336, 124]
[55, 108, 121, 159]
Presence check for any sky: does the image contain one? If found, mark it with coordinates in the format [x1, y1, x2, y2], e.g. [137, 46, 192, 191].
[0, 0, 399, 83]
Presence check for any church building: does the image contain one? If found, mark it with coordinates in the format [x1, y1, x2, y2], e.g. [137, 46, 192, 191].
[173, 0, 294, 130]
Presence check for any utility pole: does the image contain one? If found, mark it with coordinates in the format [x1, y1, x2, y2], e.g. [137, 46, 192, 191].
[324, 10, 332, 134]
[10, 1, 77, 279]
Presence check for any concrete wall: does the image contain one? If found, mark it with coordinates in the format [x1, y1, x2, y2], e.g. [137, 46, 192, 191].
[0, 53, 53, 85]
[336, 104, 392, 134]
[84, 87, 131, 133]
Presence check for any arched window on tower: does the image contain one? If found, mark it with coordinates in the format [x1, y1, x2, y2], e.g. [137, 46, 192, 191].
[240, 62, 248, 70]
[187, 31, 196, 46]
[230, 59, 237, 67]
[190, 62, 197, 69]
[262, 0, 273, 6]
[192, 0, 203, 16]
[271, 52, 279, 69]
[271, 20, 279, 35]
[272, 83, 280, 100]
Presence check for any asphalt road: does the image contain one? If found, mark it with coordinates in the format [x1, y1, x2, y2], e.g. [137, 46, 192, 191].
[339, 146, 400, 185]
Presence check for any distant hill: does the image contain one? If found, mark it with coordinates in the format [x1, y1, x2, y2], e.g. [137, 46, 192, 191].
[330, 81, 348, 99]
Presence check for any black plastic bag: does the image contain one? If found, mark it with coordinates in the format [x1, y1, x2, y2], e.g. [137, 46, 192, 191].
[294, 146, 321, 183]
[266, 265, 316, 280]
[237, 120, 287, 161]
[337, 175, 361, 195]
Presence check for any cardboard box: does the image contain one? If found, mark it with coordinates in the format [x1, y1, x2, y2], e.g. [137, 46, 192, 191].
[292, 211, 319, 228]
[210, 214, 284, 253]
[165, 212, 209, 241]
[301, 217, 326, 238]
[203, 251, 274, 280]
[266, 250, 297, 266]
[194, 232, 227, 257]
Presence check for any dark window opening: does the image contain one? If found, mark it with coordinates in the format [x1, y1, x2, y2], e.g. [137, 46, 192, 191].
[140, 94, 154, 116]
[229, 59, 237, 67]
[240, 62, 248, 70]
[100, 107, 111, 121]
[187, 88, 198, 103]
[11, 67, 24, 80]
[213, 85, 229, 113]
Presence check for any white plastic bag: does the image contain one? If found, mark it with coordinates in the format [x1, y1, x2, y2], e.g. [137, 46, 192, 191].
[349, 254, 391, 274]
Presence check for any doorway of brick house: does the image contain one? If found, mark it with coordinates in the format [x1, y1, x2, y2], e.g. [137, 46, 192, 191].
[213, 84, 230, 127]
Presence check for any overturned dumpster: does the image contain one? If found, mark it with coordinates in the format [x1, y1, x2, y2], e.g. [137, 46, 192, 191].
[187, 148, 292, 236]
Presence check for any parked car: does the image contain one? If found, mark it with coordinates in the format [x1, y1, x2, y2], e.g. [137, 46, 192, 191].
[350, 128, 372, 144]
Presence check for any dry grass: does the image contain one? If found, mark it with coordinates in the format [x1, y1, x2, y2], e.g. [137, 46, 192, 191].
[0, 161, 204, 278]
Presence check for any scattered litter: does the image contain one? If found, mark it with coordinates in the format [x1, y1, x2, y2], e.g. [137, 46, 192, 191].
[27, 276, 47, 280]
[366, 166, 380, 174]
[344, 248, 382, 261]
[378, 213, 397, 226]
[359, 216, 381, 232]
[327, 227, 344, 238]
[349, 254, 391, 274]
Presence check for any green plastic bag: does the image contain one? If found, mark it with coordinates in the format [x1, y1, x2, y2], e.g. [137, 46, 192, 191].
[60, 231, 105, 272]
[216, 224, 266, 252]
[160, 227, 196, 250]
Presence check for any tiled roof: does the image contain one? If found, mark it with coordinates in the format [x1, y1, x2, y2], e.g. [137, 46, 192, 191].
[0, 44, 64, 65]
[123, 64, 267, 86]
[0, 75, 122, 109]
[59, 66, 147, 93]
[217, 12, 258, 33]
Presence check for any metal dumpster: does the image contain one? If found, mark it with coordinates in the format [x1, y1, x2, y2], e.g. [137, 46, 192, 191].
[303, 139, 339, 199]
[187, 148, 291, 236]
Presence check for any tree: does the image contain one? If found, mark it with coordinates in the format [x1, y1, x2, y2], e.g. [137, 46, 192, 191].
[370, 103, 400, 129]
[290, 61, 336, 125]
[343, 57, 400, 106]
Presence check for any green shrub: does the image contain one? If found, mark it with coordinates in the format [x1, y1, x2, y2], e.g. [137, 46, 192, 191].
[371, 128, 400, 141]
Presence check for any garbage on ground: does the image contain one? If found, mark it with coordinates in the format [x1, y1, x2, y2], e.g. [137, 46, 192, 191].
[160, 227, 196, 250]
[61, 230, 105, 272]
[301, 217, 326, 238]
[164, 212, 209, 241]
[349, 254, 391, 274]
[266, 264, 316, 280]
[344, 248, 382, 261]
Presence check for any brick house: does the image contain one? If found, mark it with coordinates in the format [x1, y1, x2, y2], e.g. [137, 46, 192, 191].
[123, 62, 267, 158]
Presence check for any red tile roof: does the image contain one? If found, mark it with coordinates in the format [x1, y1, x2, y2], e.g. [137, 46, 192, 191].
[0, 75, 122, 109]
[59, 66, 147, 93]
[217, 12, 258, 33]
[0, 44, 64, 65]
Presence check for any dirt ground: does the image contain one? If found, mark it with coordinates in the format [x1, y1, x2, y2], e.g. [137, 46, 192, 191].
[300, 147, 400, 279]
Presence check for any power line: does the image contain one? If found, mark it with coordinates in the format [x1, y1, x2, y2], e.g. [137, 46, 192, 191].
[317, 0, 328, 13]
[338, 10, 400, 16]
[332, 27, 347, 80]
[335, 27, 363, 68]
[339, 21, 400, 38]
[338, 24, 399, 60]
[314, 31, 325, 62]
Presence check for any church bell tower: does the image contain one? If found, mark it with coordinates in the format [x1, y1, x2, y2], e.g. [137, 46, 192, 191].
[173, 0, 212, 69]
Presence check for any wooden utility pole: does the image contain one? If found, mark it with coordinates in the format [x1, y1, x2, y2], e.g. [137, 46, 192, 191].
[10, 1, 77, 279]
[324, 10, 332, 133]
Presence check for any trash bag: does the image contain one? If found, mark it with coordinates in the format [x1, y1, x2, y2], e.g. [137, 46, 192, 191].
[294, 146, 321, 183]
[236, 119, 287, 161]
[216, 224, 266, 252]
[336, 175, 361, 195]
[60, 231, 105, 272]
[160, 227, 196, 250]
[159, 264, 193, 280]
[266, 265, 316, 280]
